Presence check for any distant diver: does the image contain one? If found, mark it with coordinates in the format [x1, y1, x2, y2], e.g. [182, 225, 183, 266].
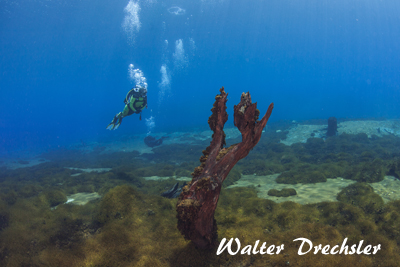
[144, 135, 168, 148]
[107, 85, 148, 130]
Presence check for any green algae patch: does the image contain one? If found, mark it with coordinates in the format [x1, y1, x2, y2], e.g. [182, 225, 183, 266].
[40, 190, 67, 207]
[2, 130, 400, 266]
[2, 182, 400, 266]
[337, 182, 384, 214]
[268, 188, 297, 197]
[2, 190, 18, 205]
[387, 158, 400, 178]
[96, 185, 141, 224]
[344, 159, 386, 183]
[222, 167, 242, 187]
[213, 187, 400, 267]
[83, 185, 187, 267]
[238, 131, 399, 184]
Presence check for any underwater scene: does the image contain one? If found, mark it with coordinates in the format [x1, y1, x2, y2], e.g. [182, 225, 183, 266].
[2, 0, 400, 266]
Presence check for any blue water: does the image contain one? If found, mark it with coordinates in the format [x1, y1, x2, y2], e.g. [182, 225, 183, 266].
[1, 0, 400, 155]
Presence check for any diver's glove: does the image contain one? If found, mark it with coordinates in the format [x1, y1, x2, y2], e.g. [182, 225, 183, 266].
[106, 113, 123, 130]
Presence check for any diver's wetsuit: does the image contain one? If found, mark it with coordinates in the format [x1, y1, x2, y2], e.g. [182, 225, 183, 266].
[107, 86, 147, 130]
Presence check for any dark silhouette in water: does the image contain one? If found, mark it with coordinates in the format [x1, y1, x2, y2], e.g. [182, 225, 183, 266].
[144, 135, 168, 148]
[176, 87, 274, 249]
[327, 117, 338, 137]
[161, 182, 187, 198]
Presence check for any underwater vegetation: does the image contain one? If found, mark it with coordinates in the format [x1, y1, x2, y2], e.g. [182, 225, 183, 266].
[387, 158, 400, 179]
[1, 119, 400, 265]
[2, 178, 400, 266]
[268, 188, 297, 197]
[238, 132, 400, 184]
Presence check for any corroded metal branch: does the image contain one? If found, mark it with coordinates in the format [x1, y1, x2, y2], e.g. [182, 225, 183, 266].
[176, 87, 274, 249]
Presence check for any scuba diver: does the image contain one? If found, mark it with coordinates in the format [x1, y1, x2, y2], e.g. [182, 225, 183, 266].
[107, 85, 147, 130]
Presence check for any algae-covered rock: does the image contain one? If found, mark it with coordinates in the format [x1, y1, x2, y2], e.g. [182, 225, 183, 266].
[360, 151, 376, 161]
[306, 171, 328, 183]
[304, 137, 325, 154]
[267, 188, 297, 197]
[49, 218, 90, 249]
[97, 185, 141, 224]
[279, 154, 297, 164]
[344, 159, 385, 183]
[337, 182, 384, 214]
[314, 201, 364, 226]
[41, 190, 67, 207]
[1, 190, 18, 205]
[319, 162, 346, 178]
[19, 184, 42, 198]
[377, 200, 400, 245]
[387, 158, 400, 178]
[351, 132, 370, 144]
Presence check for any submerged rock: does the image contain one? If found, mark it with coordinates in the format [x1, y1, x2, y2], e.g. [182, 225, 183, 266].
[267, 188, 297, 197]
[337, 182, 384, 214]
